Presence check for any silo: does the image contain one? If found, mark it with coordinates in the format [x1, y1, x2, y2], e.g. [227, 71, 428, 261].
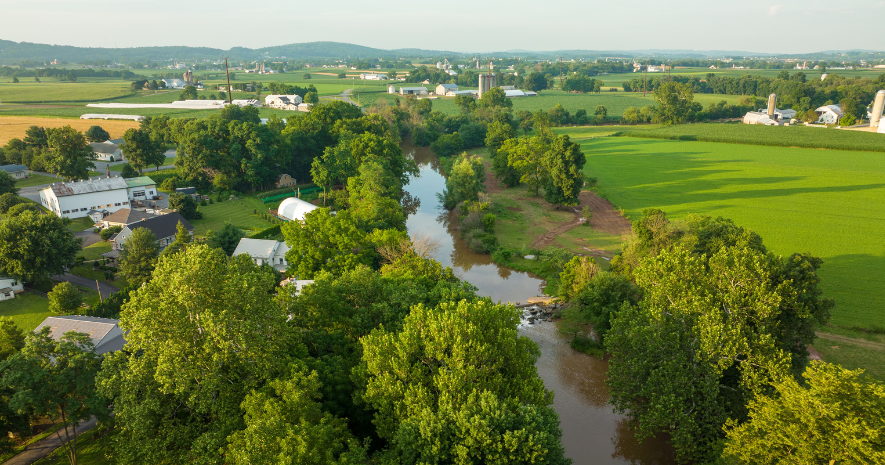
[388, 85, 396, 94]
[870, 90, 885, 128]
[767, 94, 777, 117]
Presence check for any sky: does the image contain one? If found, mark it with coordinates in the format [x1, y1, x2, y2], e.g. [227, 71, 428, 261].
[1, 0, 883, 54]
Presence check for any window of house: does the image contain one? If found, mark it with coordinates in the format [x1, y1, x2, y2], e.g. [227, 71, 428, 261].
[80, 208, 87, 211]
[11, 281, 17, 286]
[62, 210, 70, 214]
[123, 201, 129, 205]
[133, 191, 145, 198]
[115, 203, 121, 206]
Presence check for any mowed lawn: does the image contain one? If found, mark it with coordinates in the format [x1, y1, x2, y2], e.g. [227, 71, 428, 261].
[0, 294, 51, 332]
[574, 134, 885, 329]
[189, 197, 276, 236]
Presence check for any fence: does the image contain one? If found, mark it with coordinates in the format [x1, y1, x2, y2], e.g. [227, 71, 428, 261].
[260, 187, 323, 204]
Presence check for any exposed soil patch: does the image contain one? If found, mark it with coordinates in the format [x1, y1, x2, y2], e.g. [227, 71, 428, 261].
[531, 191, 631, 249]
[506, 206, 523, 212]
[581, 191, 632, 235]
[482, 161, 503, 193]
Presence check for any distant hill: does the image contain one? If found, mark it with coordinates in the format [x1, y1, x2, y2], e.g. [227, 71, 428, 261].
[0, 39, 882, 65]
[0, 39, 460, 64]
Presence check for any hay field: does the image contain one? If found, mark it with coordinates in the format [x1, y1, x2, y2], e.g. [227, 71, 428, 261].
[0, 116, 140, 145]
[567, 131, 885, 330]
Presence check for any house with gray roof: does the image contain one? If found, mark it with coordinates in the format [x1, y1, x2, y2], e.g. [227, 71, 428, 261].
[0, 164, 29, 180]
[100, 208, 157, 228]
[233, 238, 289, 272]
[34, 315, 126, 354]
[112, 212, 193, 252]
[89, 141, 123, 162]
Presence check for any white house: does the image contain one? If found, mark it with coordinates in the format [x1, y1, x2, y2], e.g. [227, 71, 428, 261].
[436, 84, 458, 95]
[399, 87, 429, 96]
[815, 105, 844, 124]
[0, 164, 29, 180]
[40, 177, 131, 219]
[265, 94, 304, 110]
[277, 197, 317, 222]
[233, 238, 289, 272]
[125, 176, 158, 202]
[0, 277, 23, 301]
[89, 141, 123, 162]
[34, 316, 126, 354]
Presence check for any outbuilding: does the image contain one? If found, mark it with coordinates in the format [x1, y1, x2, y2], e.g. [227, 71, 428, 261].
[277, 197, 318, 222]
[436, 84, 458, 95]
[399, 87, 429, 96]
[34, 316, 126, 354]
[0, 277, 23, 301]
[815, 105, 844, 125]
[125, 176, 159, 202]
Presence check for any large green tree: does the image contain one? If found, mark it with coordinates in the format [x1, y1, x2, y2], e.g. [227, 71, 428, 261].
[48, 282, 82, 316]
[84, 125, 110, 143]
[208, 222, 245, 256]
[118, 227, 159, 286]
[97, 245, 291, 465]
[607, 245, 830, 463]
[3, 328, 108, 465]
[347, 161, 406, 232]
[542, 134, 586, 206]
[0, 211, 81, 283]
[23, 126, 48, 148]
[0, 171, 18, 197]
[282, 209, 375, 279]
[440, 153, 485, 209]
[121, 128, 164, 174]
[653, 81, 695, 125]
[45, 126, 95, 181]
[359, 299, 569, 464]
[723, 362, 885, 464]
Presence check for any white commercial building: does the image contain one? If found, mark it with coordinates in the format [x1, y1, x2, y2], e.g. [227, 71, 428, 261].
[233, 238, 290, 272]
[40, 177, 131, 219]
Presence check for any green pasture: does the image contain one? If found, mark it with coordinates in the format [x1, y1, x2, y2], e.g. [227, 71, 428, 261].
[617, 123, 885, 152]
[109, 157, 175, 171]
[568, 132, 885, 330]
[596, 67, 885, 88]
[190, 196, 276, 236]
[0, 293, 51, 331]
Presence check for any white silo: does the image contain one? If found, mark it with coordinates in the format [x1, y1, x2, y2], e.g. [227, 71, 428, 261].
[870, 90, 885, 128]
[388, 85, 396, 94]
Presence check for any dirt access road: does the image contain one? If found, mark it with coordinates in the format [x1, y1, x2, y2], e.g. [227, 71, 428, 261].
[531, 191, 631, 249]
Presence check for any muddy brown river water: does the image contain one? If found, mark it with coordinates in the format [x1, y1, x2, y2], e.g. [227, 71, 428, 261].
[403, 145, 675, 464]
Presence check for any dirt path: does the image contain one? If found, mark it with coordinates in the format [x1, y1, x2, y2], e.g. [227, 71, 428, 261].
[2, 417, 97, 465]
[531, 191, 631, 249]
[816, 332, 885, 351]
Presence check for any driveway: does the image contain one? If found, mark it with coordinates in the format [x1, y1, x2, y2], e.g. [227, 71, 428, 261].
[75, 229, 101, 248]
[58, 272, 119, 297]
[1, 417, 97, 465]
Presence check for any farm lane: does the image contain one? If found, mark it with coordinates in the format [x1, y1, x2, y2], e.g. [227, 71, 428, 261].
[57, 272, 119, 297]
[816, 332, 885, 351]
[1, 416, 97, 465]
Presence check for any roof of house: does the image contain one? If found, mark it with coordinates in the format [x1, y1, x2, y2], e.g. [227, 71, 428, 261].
[102, 208, 156, 224]
[233, 238, 289, 260]
[400, 87, 428, 91]
[34, 315, 126, 354]
[437, 84, 458, 89]
[0, 164, 27, 173]
[43, 177, 129, 198]
[122, 212, 192, 240]
[89, 142, 120, 155]
[125, 176, 157, 188]
[108, 139, 124, 145]
[816, 104, 844, 115]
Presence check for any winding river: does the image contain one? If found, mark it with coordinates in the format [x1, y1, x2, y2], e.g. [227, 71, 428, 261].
[403, 144, 675, 464]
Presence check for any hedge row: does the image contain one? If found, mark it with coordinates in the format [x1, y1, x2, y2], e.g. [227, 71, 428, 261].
[261, 187, 323, 204]
[247, 224, 282, 240]
[257, 184, 318, 199]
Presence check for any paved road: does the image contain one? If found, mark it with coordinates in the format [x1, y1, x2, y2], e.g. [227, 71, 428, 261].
[2, 417, 97, 465]
[75, 229, 101, 248]
[58, 272, 119, 297]
[323, 89, 361, 107]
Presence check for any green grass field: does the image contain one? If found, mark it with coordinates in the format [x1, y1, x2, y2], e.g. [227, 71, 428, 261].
[0, 293, 51, 331]
[566, 132, 885, 330]
[190, 197, 276, 236]
[14, 173, 59, 187]
[617, 123, 885, 152]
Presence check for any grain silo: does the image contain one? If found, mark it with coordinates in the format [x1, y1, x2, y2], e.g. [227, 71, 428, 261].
[870, 90, 885, 128]
[767, 94, 777, 117]
[478, 74, 497, 98]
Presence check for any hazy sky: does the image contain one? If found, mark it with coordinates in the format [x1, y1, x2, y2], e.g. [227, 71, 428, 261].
[1, 0, 883, 54]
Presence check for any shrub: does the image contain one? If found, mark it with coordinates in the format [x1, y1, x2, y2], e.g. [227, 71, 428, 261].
[100, 226, 122, 241]
[0, 193, 22, 213]
[482, 213, 496, 233]
[48, 282, 82, 316]
[160, 177, 178, 191]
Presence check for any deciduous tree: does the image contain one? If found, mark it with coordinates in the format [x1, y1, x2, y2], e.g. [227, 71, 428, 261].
[440, 154, 485, 209]
[0, 211, 80, 283]
[48, 282, 82, 316]
[119, 227, 159, 286]
[653, 81, 695, 125]
[121, 128, 164, 174]
[282, 209, 374, 279]
[45, 126, 95, 181]
[0, 171, 17, 197]
[208, 223, 245, 256]
[84, 126, 110, 143]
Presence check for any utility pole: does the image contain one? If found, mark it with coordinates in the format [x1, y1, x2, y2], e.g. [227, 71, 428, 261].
[224, 57, 233, 105]
[643, 59, 648, 97]
[559, 57, 563, 89]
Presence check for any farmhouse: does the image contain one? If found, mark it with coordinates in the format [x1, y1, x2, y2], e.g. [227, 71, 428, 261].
[0, 277, 23, 301]
[111, 212, 193, 252]
[40, 177, 131, 219]
[815, 105, 844, 124]
[89, 140, 124, 162]
[277, 197, 317, 222]
[34, 316, 126, 354]
[264, 94, 304, 110]
[399, 87, 429, 96]
[100, 208, 156, 229]
[436, 84, 458, 95]
[233, 238, 289, 272]
[276, 173, 296, 188]
[0, 164, 29, 180]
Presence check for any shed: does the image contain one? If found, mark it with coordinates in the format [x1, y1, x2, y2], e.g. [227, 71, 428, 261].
[436, 84, 458, 95]
[34, 316, 126, 354]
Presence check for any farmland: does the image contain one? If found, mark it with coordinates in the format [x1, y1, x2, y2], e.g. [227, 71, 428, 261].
[616, 123, 885, 152]
[0, 115, 140, 145]
[566, 131, 885, 332]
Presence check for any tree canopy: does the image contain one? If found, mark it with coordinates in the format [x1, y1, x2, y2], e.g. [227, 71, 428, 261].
[0, 211, 80, 283]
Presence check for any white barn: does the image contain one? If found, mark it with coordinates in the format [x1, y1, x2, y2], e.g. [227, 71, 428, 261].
[233, 238, 289, 272]
[278, 197, 318, 222]
[815, 105, 844, 125]
[436, 84, 458, 95]
[40, 177, 131, 219]
[399, 87, 429, 96]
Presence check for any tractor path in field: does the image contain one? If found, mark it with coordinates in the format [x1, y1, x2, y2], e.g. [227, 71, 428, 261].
[531, 191, 631, 249]
[816, 332, 885, 351]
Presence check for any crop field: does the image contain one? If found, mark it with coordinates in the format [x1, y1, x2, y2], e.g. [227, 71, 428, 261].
[565, 131, 885, 330]
[617, 123, 885, 152]
[596, 67, 885, 88]
[359, 89, 743, 117]
[0, 115, 140, 145]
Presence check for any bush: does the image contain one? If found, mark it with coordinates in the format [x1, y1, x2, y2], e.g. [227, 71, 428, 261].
[0, 193, 22, 213]
[100, 226, 122, 241]
[48, 282, 82, 316]
[5, 203, 41, 217]
[120, 164, 139, 178]
[160, 177, 178, 191]
[463, 229, 498, 254]
[581, 206, 592, 226]
[482, 213, 496, 233]
[430, 133, 463, 157]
